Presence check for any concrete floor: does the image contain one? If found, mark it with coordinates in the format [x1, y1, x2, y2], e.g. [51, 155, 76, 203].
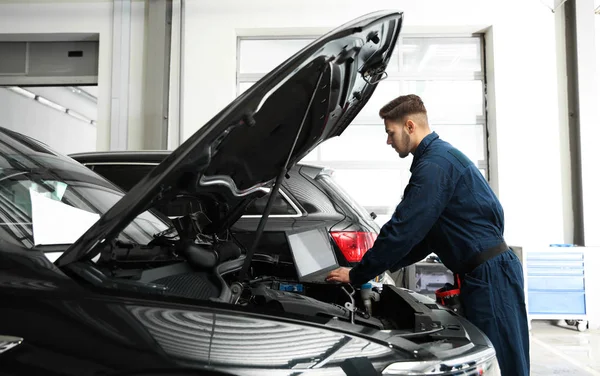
[531, 320, 600, 375]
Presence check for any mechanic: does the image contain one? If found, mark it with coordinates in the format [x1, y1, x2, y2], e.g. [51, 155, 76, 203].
[326, 94, 530, 375]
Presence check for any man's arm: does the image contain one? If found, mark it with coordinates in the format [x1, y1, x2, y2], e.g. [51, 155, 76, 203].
[388, 238, 431, 273]
[349, 162, 454, 285]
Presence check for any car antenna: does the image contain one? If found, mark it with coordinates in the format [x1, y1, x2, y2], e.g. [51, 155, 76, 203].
[237, 68, 327, 282]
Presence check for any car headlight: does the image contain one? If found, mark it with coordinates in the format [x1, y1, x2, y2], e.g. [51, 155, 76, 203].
[382, 347, 501, 375]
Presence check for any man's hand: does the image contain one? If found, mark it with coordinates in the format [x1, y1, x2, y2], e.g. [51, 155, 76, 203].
[326, 267, 351, 283]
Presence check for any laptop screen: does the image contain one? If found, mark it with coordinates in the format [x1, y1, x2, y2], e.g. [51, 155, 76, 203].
[287, 227, 338, 280]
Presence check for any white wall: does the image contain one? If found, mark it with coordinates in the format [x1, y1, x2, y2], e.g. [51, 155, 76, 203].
[0, 88, 96, 154]
[167, 0, 182, 150]
[182, 0, 571, 248]
[597, 11, 600, 106]
[127, 0, 148, 150]
[28, 86, 98, 122]
[0, 0, 585, 248]
[585, 8, 600, 247]
[0, 0, 150, 152]
[0, 1, 113, 151]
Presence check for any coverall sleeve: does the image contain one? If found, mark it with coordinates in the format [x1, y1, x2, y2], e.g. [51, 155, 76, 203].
[349, 162, 454, 285]
[387, 238, 431, 273]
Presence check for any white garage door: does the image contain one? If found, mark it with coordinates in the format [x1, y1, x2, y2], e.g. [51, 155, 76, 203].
[237, 36, 486, 223]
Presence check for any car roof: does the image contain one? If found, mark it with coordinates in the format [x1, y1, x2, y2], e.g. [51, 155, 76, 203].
[69, 150, 326, 174]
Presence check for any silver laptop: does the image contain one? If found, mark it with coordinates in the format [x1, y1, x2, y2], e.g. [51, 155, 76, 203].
[286, 226, 340, 283]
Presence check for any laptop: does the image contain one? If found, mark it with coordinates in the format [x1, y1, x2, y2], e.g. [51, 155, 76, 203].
[286, 226, 340, 284]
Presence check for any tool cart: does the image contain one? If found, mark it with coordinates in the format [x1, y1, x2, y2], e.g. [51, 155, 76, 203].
[524, 245, 589, 331]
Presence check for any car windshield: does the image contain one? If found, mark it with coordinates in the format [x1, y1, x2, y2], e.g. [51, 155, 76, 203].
[0, 130, 169, 249]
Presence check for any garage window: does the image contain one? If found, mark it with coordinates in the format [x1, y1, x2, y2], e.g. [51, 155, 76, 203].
[237, 35, 487, 219]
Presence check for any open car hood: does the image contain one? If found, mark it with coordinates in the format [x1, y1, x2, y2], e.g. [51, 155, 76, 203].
[56, 10, 403, 267]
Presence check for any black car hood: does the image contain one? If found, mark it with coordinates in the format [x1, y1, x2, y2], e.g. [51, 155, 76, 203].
[56, 10, 403, 267]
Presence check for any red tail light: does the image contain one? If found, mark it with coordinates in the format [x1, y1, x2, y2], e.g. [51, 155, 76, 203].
[330, 231, 377, 263]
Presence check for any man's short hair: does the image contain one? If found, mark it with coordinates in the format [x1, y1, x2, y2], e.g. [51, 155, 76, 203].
[379, 94, 428, 122]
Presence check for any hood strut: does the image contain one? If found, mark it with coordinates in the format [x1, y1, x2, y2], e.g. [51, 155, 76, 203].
[238, 68, 327, 281]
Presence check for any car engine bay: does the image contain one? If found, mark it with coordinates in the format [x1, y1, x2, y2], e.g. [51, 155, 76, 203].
[87, 209, 445, 334]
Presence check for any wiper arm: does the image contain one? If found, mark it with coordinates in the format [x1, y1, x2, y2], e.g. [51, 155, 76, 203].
[238, 68, 327, 281]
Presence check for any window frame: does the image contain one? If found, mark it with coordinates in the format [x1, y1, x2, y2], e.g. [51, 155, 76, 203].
[236, 34, 489, 211]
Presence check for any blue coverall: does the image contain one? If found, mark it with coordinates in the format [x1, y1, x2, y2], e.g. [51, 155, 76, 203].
[349, 132, 530, 376]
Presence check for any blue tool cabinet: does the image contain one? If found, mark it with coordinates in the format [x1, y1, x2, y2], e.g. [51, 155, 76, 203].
[524, 247, 588, 331]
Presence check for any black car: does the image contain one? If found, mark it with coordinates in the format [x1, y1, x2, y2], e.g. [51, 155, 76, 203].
[68, 151, 393, 283]
[0, 11, 500, 376]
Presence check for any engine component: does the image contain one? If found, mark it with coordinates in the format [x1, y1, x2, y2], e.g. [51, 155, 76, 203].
[360, 283, 381, 316]
[249, 284, 384, 329]
[181, 243, 217, 269]
[230, 282, 244, 304]
[342, 285, 356, 324]
[215, 241, 242, 263]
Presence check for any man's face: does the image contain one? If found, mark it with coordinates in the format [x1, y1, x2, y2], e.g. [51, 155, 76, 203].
[385, 119, 411, 158]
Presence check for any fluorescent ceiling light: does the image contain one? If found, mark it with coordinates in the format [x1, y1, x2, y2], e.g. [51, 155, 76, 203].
[6, 86, 36, 99]
[66, 109, 92, 123]
[36, 96, 67, 113]
[68, 86, 98, 103]
[6, 86, 96, 125]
